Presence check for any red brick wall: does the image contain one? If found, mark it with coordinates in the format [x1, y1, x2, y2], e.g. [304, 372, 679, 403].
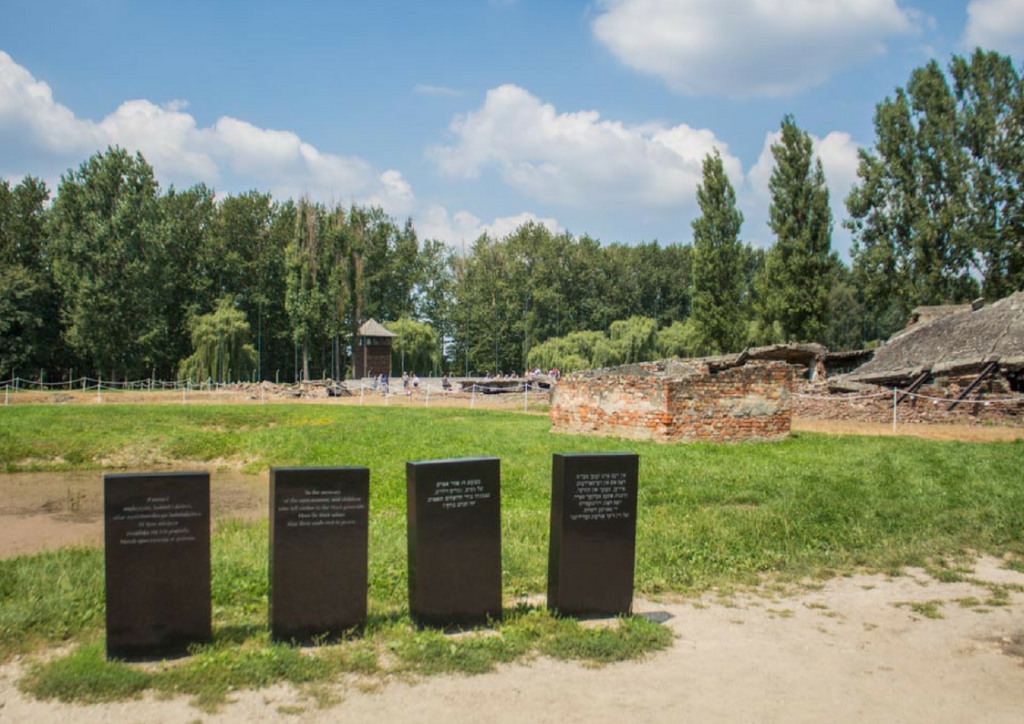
[550, 363, 795, 443]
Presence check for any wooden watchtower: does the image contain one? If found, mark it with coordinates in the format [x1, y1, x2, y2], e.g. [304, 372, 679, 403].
[354, 319, 396, 380]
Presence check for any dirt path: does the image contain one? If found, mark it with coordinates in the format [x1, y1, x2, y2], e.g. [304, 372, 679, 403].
[1, 557, 1021, 723]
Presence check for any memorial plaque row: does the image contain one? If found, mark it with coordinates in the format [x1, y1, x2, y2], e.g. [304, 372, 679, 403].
[103, 453, 638, 659]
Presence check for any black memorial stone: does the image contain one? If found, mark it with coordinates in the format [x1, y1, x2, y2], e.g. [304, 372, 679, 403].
[406, 457, 502, 627]
[269, 467, 370, 642]
[104, 472, 211, 660]
[547, 453, 639, 617]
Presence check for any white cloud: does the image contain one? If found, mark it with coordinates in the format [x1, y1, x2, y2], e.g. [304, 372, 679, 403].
[591, 0, 918, 97]
[429, 84, 741, 211]
[417, 205, 562, 246]
[964, 0, 1024, 55]
[0, 51, 414, 214]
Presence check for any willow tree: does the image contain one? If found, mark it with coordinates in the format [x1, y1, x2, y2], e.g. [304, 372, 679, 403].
[385, 316, 440, 376]
[178, 297, 257, 383]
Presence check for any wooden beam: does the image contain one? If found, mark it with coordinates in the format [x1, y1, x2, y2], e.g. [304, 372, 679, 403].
[896, 370, 930, 406]
[947, 361, 999, 411]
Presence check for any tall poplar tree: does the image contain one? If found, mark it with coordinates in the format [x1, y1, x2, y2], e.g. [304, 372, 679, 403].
[285, 198, 327, 381]
[690, 150, 745, 355]
[757, 116, 835, 343]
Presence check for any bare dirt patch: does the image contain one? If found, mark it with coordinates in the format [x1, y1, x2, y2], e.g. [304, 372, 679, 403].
[0, 469, 267, 558]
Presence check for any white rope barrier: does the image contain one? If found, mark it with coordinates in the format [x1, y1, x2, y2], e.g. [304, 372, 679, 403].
[795, 390, 891, 401]
[899, 389, 1024, 405]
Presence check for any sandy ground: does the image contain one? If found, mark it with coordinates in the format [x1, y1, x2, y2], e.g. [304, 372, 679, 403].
[792, 417, 1024, 442]
[0, 557, 1022, 723]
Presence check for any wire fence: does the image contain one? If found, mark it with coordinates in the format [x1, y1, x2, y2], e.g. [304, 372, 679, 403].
[4, 375, 1021, 430]
[0, 375, 554, 411]
[793, 386, 1024, 432]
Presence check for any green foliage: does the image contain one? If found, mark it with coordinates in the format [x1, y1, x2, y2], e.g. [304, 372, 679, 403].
[385, 316, 440, 375]
[21, 643, 151, 703]
[48, 147, 169, 379]
[456, 223, 694, 375]
[825, 277, 869, 352]
[690, 150, 746, 355]
[846, 52, 1023, 322]
[285, 199, 329, 381]
[207, 190, 291, 382]
[178, 298, 258, 383]
[0, 265, 51, 378]
[608, 316, 658, 364]
[0, 176, 58, 378]
[656, 319, 702, 358]
[524, 316, 657, 372]
[757, 116, 836, 344]
[526, 330, 616, 372]
[951, 50, 1024, 298]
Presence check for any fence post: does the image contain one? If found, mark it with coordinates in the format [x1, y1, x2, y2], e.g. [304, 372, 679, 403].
[425, 386, 430, 408]
[183, 384, 187, 405]
[471, 384, 476, 409]
[892, 387, 897, 434]
[98, 374, 102, 404]
[5, 384, 8, 406]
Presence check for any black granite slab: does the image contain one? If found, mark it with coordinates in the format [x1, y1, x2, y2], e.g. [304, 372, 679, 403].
[104, 472, 211, 660]
[547, 453, 639, 616]
[406, 457, 502, 627]
[269, 467, 369, 642]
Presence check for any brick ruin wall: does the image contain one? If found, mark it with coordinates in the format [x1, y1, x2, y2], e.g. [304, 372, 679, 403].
[793, 374, 1024, 427]
[549, 362, 795, 443]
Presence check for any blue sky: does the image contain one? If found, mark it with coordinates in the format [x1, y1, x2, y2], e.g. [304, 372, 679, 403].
[2, 0, 1024, 258]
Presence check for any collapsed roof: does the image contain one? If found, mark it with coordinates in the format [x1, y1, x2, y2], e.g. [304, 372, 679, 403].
[838, 291, 1024, 386]
[577, 343, 828, 378]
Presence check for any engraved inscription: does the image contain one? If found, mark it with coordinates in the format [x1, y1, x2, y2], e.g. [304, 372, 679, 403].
[425, 478, 492, 510]
[113, 495, 202, 545]
[570, 471, 631, 522]
[277, 488, 366, 528]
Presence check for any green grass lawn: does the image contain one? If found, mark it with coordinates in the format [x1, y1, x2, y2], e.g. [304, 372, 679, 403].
[2, 404, 1022, 707]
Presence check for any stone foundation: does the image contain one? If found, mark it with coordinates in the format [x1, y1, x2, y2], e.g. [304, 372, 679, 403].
[550, 362, 795, 443]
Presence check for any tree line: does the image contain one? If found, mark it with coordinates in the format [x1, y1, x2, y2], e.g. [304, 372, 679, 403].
[1, 50, 1022, 382]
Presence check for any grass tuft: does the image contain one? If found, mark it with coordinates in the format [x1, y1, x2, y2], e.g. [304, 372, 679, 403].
[20, 643, 151, 703]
